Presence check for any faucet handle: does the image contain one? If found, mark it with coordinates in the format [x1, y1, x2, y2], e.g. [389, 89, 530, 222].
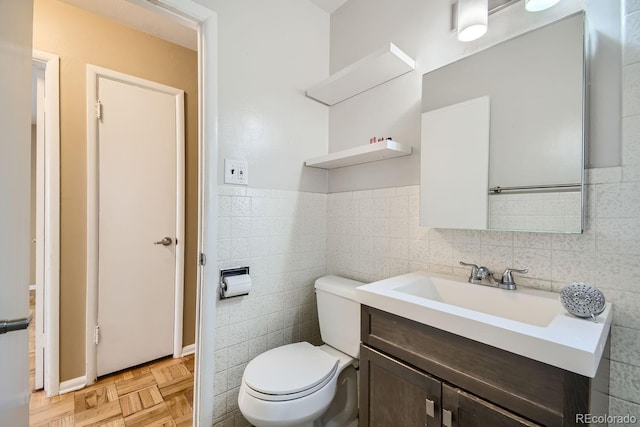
[460, 261, 491, 282]
[459, 261, 479, 277]
[460, 261, 479, 269]
[501, 268, 528, 286]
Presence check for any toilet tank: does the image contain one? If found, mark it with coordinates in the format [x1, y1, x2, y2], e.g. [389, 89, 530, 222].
[314, 275, 363, 359]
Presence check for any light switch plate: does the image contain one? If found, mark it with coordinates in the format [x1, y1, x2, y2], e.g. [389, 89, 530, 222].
[224, 159, 248, 185]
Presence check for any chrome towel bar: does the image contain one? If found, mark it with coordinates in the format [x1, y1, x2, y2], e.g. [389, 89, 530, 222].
[0, 314, 32, 335]
[489, 183, 581, 194]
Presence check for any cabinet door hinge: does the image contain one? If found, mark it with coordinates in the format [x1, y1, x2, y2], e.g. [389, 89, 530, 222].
[94, 325, 100, 345]
[199, 252, 206, 266]
[96, 101, 102, 120]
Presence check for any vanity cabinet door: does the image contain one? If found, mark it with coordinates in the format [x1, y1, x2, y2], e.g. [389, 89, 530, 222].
[441, 384, 542, 427]
[360, 345, 441, 427]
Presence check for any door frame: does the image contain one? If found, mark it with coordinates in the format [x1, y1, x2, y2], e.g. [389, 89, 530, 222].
[86, 64, 186, 382]
[128, 3, 219, 424]
[32, 49, 61, 398]
[33, 59, 45, 392]
[85, 1, 218, 424]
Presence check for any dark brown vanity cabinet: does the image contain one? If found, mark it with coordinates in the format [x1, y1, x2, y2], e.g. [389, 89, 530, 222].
[361, 346, 539, 427]
[441, 383, 540, 427]
[359, 306, 610, 427]
[360, 345, 442, 426]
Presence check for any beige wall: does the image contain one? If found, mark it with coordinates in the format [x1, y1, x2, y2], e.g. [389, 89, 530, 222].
[33, 0, 198, 381]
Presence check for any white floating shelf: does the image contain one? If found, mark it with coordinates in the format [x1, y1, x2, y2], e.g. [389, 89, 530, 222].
[306, 43, 415, 106]
[305, 140, 412, 169]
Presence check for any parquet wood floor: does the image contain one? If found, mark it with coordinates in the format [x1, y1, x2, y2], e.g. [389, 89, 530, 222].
[28, 292, 195, 426]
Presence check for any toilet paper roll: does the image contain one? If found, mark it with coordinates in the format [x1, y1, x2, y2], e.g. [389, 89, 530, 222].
[222, 274, 252, 298]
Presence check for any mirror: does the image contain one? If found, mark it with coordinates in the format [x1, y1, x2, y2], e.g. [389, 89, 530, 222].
[420, 13, 585, 233]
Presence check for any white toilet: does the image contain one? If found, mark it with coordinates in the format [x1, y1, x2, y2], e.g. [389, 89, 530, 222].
[238, 275, 363, 427]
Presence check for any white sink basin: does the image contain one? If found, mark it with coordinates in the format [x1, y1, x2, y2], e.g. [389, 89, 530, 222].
[355, 271, 612, 378]
[393, 279, 560, 327]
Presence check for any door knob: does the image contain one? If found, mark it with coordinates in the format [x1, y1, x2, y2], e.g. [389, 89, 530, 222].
[154, 237, 173, 246]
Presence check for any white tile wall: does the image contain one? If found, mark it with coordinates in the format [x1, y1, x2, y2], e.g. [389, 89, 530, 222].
[214, 186, 327, 426]
[611, 2, 640, 416]
[217, 173, 640, 425]
[332, 170, 637, 402]
[327, 177, 640, 418]
[327, 186, 427, 284]
[488, 191, 582, 232]
[327, 185, 591, 290]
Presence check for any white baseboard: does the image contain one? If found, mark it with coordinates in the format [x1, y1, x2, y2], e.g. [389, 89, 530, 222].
[182, 343, 196, 357]
[59, 376, 87, 394]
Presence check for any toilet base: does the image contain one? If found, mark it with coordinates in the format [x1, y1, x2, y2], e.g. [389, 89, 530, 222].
[314, 364, 358, 427]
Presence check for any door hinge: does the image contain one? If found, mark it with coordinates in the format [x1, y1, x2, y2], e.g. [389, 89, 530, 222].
[94, 325, 100, 345]
[96, 101, 102, 120]
[199, 252, 206, 266]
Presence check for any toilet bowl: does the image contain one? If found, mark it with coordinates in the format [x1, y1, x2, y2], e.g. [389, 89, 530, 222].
[237, 275, 363, 427]
[238, 343, 356, 427]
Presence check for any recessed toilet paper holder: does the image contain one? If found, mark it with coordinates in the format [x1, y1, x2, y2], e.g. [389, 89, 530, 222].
[220, 266, 251, 299]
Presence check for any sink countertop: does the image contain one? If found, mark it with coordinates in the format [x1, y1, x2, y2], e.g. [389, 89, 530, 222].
[355, 271, 612, 378]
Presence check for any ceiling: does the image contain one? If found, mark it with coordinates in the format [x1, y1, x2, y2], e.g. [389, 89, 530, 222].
[309, 0, 349, 14]
[54, 0, 516, 53]
[56, 0, 350, 54]
[58, 0, 198, 50]
[309, 0, 516, 15]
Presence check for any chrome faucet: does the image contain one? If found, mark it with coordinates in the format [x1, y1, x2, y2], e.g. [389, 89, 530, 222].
[459, 261, 490, 284]
[459, 261, 528, 290]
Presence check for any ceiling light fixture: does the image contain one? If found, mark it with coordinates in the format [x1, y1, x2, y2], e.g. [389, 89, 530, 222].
[457, 0, 488, 42]
[455, 0, 562, 42]
[524, 0, 561, 12]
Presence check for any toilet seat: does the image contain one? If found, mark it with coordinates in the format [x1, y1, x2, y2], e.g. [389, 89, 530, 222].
[243, 342, 339, 402]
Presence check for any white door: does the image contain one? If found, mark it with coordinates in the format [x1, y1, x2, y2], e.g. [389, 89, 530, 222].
[93, 68, 184, 377]
[0, 1, 34, 426]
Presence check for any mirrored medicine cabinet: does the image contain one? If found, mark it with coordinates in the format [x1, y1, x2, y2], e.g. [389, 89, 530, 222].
[420, 12, 586, 234]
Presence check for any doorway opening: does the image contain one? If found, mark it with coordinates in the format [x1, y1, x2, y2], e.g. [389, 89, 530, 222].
[28, 0, 218, 425]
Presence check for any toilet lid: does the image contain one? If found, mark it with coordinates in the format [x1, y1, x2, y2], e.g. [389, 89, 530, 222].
[243, 342, 339, 398]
